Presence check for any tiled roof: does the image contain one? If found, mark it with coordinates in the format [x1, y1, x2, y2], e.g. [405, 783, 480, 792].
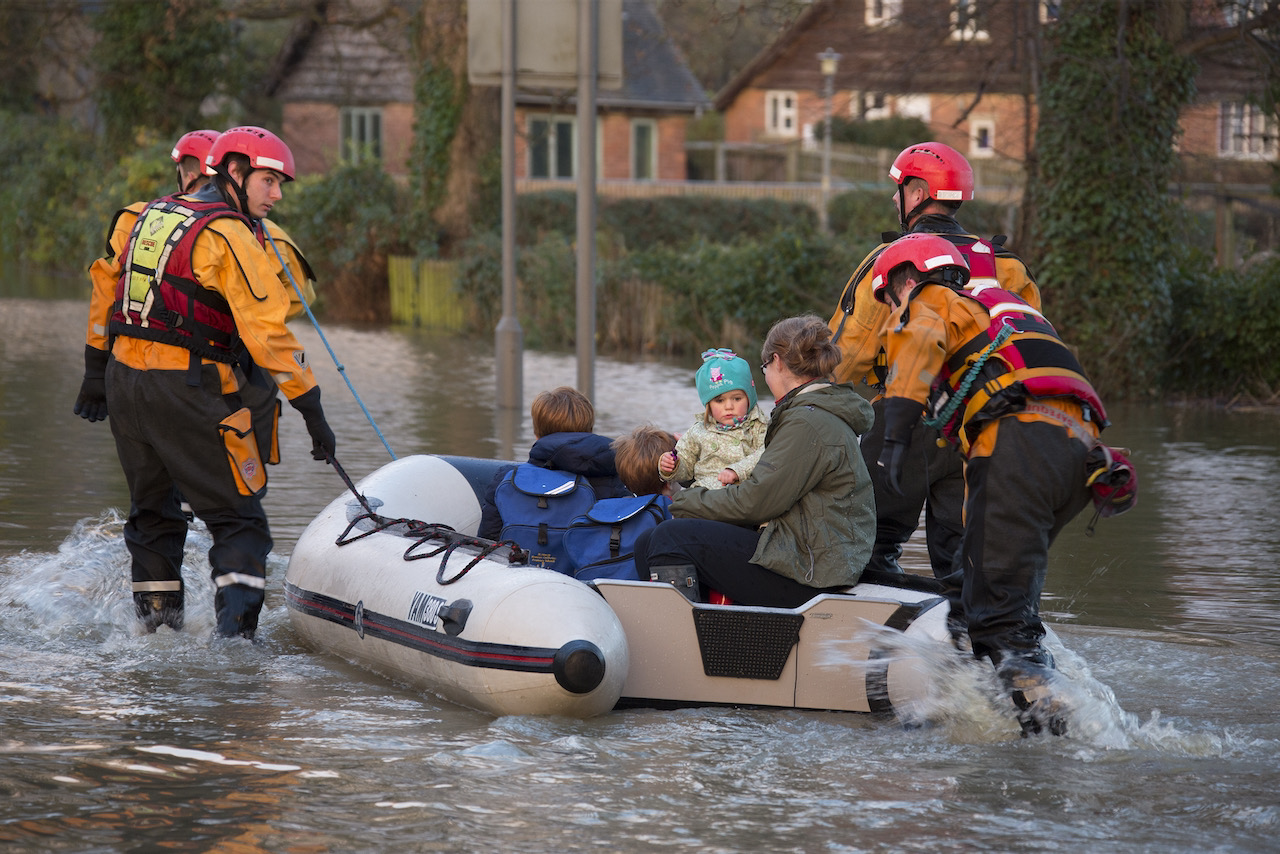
[272, 0, 708, 113]
[270, 1, 415, 103]
[606, 0, 709, 110]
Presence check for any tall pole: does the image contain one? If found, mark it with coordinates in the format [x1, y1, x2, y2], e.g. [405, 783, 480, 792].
[575, 0, 598, 400]
[495, 0, 523, 412]
[817, 48, 841, 235]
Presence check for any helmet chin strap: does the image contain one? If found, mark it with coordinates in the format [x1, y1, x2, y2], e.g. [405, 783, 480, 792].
[213, 165, 252, 217]
[896, 184, 930, 231]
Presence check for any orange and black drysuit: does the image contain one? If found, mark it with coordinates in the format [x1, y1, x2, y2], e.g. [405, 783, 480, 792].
[879, 279, 1107, 662]
[87, 190, 330, 638]
[828, 214, 1040, 578]
[87, 188, 317, 464]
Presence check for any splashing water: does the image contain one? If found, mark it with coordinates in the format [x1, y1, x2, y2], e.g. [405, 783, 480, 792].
[0, 510, 224, 642]
[819, 622, 1230, 755]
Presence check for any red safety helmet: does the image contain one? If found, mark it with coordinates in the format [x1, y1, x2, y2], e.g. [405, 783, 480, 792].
[171, 129, 220, 164]
[888, 141, 974, 201]
[205, 126, 296, 180]
[871, 233, 970, 303]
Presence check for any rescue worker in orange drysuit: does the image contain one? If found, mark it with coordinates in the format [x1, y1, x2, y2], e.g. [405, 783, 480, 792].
[74, 126, 335, 639]
[872, 233, 1113, 735]
[828, 142, 1040, 579]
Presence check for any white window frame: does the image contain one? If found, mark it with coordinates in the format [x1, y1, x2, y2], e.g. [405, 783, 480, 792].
[865, 0, 903, 26]
[528, 114, 577, 179]
[340, 106, 383, 164]
[1219, 101, 1278, 160]
[969, 119, 995, 159]
[631, 118, 657, 180]
[895, 95, 932, 123]
[1040, 1, 1063, 24]
[854, 91, 890, 121]
[950, 0, 990, 42]
[765, 90, 799, 138]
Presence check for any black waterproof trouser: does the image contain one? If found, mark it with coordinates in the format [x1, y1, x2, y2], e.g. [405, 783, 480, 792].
[107, 360, 272, 635]
[859, 397, 966, 578]
[636, 518, 833, 609]
[947, 417, 1092, 661]
[239, 355, 282, 467]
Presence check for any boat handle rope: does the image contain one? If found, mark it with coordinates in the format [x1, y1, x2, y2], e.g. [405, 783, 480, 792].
[327, 450, 529, 583]
[265, 229, 397, 461]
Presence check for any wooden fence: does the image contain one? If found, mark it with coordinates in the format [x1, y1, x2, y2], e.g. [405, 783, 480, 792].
[388, 257, 465, 329]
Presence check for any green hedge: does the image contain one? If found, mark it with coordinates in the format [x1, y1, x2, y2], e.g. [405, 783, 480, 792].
[515, 191, 817, 250]
[1165, 253, 1280, 400]
[455, 227, 860, 355]
[272, 162, 411, 322]
[0, 112, 104, 266]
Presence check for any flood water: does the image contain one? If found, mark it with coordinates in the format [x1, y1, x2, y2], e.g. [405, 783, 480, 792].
[3, 290, 1280, 852]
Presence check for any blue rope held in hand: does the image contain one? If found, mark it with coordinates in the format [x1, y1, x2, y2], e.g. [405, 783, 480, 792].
[922, 322, 1014, 431]
[264, 229, 397, 460]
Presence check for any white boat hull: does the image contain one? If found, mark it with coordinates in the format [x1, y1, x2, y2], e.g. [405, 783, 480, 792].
[286, 455, 955, 719]
[285, 455, 629, 718]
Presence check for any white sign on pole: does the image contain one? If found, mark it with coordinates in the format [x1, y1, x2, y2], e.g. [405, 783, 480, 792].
[467, 0, 622, 89]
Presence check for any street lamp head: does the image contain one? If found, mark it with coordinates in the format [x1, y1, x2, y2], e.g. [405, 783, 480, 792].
[817, 47, 842, 77]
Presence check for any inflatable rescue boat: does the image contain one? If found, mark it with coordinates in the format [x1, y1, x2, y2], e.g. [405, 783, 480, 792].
[285, 455, 953, 719]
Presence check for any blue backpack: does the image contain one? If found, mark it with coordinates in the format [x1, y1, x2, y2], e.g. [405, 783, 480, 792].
[563, 494, 673, 582]
[495, 464, 597, 574]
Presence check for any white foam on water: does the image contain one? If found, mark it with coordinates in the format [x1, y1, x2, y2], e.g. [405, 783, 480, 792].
[820, 622, 1239, 754]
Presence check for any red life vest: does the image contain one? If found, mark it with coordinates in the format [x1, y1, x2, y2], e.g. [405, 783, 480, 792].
[945, 234, 999, 288]
[110, 195, 250, 364]
[925, 282, 1109, 444]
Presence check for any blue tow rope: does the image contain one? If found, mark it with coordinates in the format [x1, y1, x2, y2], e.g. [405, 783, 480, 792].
[265, 230, 397, 460]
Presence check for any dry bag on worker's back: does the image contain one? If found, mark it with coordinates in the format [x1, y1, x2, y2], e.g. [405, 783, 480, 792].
[495, 464, 596, 574]
[564, 494, 673, 582]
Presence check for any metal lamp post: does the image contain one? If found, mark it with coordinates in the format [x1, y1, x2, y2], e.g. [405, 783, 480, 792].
[817, 47, 841, 233]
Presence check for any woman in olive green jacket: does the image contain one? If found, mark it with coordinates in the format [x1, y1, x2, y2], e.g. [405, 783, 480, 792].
[637, 315, 876, 607]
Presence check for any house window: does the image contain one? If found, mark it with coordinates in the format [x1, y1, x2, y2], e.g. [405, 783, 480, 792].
[865, 0, 902, 26]
[341, 107, 382, 164]
[765, 91, 798, 138]
[1041, 1, 1063, 24]
[969, 119, 995, 158]
[855, 92, 890, 121]
[632, 119, 657, 180]
[950, 0, 990, 41]
[1219, 101, 1277, 159]
[896, 95, 932, 123]
[529, 116, 576, 179]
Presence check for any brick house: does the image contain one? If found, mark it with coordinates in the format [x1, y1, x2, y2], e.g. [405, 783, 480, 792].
[269, 0, 708, 181]
[714, 0, 1276, 184]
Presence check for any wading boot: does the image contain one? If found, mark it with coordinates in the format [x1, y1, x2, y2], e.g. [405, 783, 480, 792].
[649, 564, 701, 603]
[134, 590, 185, 632]
[992, 647, 1067, 737]
[214, 584, 265, 640]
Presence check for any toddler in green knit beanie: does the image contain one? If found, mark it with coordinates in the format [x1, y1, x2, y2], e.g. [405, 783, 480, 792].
[658, 348, 770, 490]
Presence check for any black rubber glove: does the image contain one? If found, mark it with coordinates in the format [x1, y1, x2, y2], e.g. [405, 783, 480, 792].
[290, 386, 336, 463]
[877, 439, 910, 498]
[876, 397, 926, 498]
[73, 345, 110, 422]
